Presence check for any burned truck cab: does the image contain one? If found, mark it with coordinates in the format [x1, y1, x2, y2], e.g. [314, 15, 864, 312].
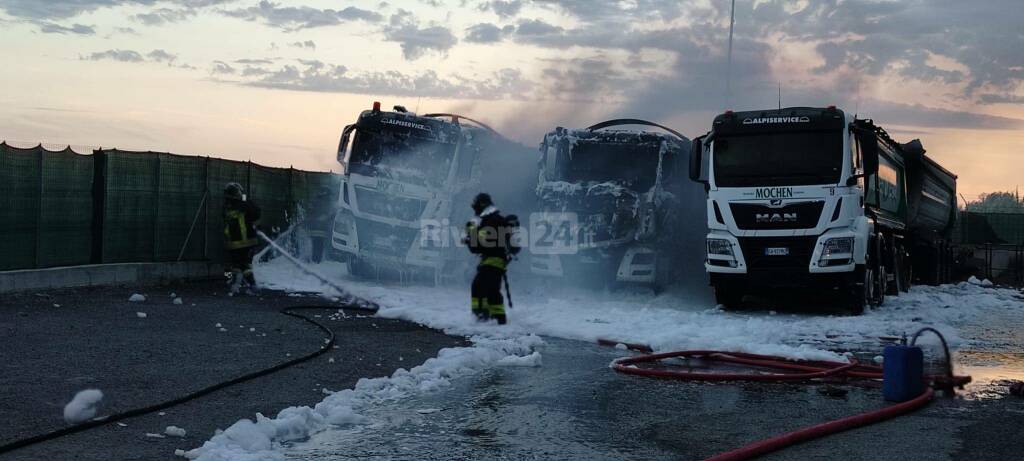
[331, 103, 490, 280]
[531, 119, 691, 289]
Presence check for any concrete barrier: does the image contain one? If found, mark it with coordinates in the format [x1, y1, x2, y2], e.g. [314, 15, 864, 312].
[0, 262, 224, 293]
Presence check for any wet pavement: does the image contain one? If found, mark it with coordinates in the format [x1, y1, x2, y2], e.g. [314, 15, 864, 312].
[0, 282, 464, 461]
[284, 336, 1024, 460]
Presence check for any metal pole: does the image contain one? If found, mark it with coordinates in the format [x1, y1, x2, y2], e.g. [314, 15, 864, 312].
[153, 154, 161, 262]
[35, 147, 43, 268]
[177, 190, 208, 261]
[726, 0, 736, 107]
[203, 156, 210, 260]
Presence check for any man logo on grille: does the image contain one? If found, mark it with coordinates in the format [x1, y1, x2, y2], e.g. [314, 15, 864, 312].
[756, 213, 797, 223]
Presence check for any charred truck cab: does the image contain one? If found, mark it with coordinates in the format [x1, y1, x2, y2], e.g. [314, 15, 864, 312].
[532, 119, 691, 289]
[690, 107, 957, 312]
[331, 102, 512, 280]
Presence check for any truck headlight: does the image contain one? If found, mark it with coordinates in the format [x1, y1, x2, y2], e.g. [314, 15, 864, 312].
[707, 238, 734, 257]
[819, 237, 853, 266]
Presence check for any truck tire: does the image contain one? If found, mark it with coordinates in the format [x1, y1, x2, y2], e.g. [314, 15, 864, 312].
[849, 241, 885, 314]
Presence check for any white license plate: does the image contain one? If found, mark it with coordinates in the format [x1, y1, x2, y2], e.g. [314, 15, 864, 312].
[765, 247, 789, 256]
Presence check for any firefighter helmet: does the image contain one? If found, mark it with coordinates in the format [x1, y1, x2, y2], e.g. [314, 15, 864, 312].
[224, 182, 244, 200]
[471, 193, 493, 215]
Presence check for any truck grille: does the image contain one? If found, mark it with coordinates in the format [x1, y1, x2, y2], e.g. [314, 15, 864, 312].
[730, 201, 824, 230]
[355, 218, 419, 258]
[738, 236, 818, 270]
[355, 186, 427, 222]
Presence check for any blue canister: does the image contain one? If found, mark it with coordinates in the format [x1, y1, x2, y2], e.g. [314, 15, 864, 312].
[882, 345, 925, 402]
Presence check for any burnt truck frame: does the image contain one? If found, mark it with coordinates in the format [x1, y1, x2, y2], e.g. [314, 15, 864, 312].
[330, 102, 514, 281]
[531, 119, 691, 290]
[689, 106, 958, 312]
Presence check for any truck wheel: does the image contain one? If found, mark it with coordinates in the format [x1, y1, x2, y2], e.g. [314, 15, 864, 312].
[849, 252, 885, 314]
[869, 236, 886, 307]
[873, 265, 887, 307]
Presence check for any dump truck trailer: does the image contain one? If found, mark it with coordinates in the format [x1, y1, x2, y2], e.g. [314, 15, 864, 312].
[331, 102, 530, 282]
[531, 119, 693, 290]
[689, 106, 957, 312]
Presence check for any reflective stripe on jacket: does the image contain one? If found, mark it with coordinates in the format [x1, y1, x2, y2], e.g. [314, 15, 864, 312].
[224, 209, 258, 249]
[480, 256, 508, 270]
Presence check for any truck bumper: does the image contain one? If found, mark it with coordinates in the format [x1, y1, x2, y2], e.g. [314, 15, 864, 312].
[705, 223, 868, 276]
[710, 270, 858, 291]
[330, 210, 445, 270]
[531, 245, 658, 284]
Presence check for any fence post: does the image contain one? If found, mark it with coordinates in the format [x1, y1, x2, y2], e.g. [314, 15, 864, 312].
[90, 150, 106, 263]
[35, 147, 43, 268]
[288, 167, 295, 224]
[203, 156, 210, 260]
[153, 153, 161, 262]
[985, 243, 993, 281]
[1011, 244, 1019, 284]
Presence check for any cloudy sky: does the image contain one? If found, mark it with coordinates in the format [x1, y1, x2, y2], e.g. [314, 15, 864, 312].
[1, 0, 1022, 199]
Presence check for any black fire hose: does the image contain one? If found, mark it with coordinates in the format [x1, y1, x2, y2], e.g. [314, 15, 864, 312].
[503, 273, 514, 308]
[0, 303, 377, 456]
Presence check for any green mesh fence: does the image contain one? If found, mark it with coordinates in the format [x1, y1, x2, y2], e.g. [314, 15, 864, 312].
[0, 143, 94, 270]
[0, 144, 337, 271]
[957, 211, 1024, 245]
[0, 143, 43, 270]
[41, 148, 94, 267]
[102, 150, 159, 263]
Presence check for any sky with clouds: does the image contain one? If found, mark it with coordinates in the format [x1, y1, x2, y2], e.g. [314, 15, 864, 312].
[1, 0, 1022, 199]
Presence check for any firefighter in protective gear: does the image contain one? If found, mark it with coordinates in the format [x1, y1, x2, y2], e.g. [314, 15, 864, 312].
[464, 193, 516, 325]
[223, 182, 261, 294]
[307, 186, 334, 263]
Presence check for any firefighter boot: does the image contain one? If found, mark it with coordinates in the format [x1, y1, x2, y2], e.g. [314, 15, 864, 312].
[488, 302, 507, 325]
[242, 270, 258, 296]
[228, 270, 243, 296]
[471, 298, 489, 321]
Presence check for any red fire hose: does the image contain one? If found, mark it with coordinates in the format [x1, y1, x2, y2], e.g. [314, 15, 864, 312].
[601, 339, 970, 461]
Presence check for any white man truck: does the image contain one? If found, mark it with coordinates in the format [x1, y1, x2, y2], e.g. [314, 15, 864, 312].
[331, 102, 529, 281]
[689, 106, 958, 312]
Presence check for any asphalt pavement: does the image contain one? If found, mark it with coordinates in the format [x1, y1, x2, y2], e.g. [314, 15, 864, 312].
[0, 280, 466, 461]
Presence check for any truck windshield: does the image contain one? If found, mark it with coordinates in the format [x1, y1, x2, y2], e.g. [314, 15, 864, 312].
[563, 142, 661, 191]
[349, 129, 455, 187]
[713, 131, 843, 187]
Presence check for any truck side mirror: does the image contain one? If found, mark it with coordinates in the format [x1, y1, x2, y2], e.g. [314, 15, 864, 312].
[337, 124, 355, 167]
[859, 132, 879, 176]
[689, 136, 705, 183]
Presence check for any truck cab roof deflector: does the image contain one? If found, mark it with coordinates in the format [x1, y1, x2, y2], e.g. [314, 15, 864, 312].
[585, 119, 688, 142]
[422, 113, 502, 137]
